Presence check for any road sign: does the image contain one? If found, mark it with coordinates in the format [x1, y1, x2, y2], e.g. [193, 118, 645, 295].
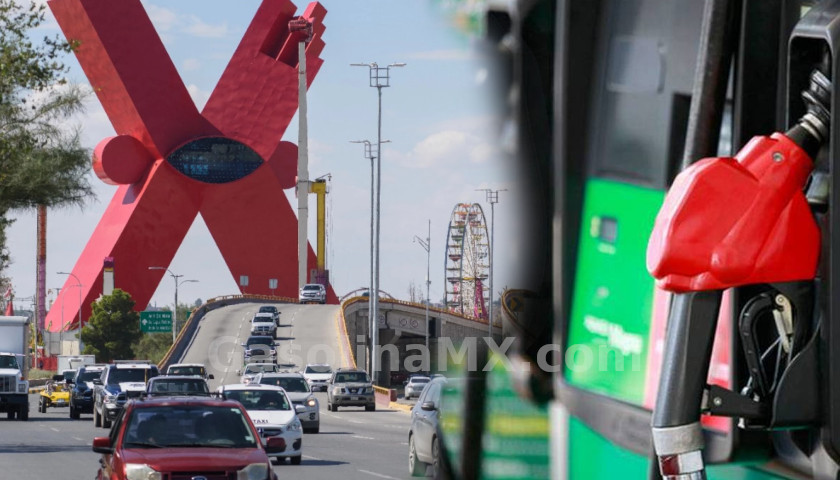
[140, 311, 172, 333]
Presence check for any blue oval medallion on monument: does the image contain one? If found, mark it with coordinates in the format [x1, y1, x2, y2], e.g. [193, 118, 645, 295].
[167, 137, 263, 183]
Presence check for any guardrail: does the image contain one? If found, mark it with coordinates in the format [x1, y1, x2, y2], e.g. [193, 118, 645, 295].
[340, 296, 493, 326]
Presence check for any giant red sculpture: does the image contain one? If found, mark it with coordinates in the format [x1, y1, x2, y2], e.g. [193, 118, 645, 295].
[45, 0, 332, 332]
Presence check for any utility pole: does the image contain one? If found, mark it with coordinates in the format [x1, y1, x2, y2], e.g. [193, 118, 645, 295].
[291, 17, 314, 291]
[477, 188, 506, 337]
[351, 62, 405, 382]
[413, 220, 431, 371]
[148, 267, 196, 343]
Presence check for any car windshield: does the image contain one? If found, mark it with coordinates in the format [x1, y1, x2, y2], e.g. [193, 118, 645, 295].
[246, 337, 273, 347]
[78, 370, 101, 382]
[258, 306, 277, 314]
[109, 368, 153, 384]
[224, 389, 291, 411]
[303, 285, 321, 291]
[259, 376, 309, 392]
[410, 377, 431, 384]
[0, 356, 18, 369]
[62, 370, 76, 382]
[122, 405, 257, 449]
[335, 372, 369, 383]
[244, 364, 279, 375]
[149, 379, 209, 395]
[168, 366, 205, 376]
[305, 365, 331, 374]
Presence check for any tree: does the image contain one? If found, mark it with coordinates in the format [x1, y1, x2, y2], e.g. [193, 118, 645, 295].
[80, 289, 142, 362]
[134, 333, 171, 364]
[0, 0, 92, 272]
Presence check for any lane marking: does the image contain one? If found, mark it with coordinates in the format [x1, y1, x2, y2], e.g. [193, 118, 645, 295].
[358, 470, 400, 480]
[302, 454, 322, 460]
[50, 427, 59, 432]
[352, 435, 374, 440]
[73, 436, 84, 441]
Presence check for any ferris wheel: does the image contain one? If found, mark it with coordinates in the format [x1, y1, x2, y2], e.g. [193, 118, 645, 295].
[444, 203, 490, 319]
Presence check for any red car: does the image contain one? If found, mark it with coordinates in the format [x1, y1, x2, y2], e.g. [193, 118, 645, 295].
[91, 397, 285, 480]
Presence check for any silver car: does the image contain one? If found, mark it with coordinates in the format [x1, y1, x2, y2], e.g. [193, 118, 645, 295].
[237, 363, 281, 384]
[299, 284, 326, 304]
[404, 376, 431, 400]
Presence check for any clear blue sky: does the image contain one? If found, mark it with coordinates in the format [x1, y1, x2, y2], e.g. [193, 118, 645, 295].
[7, 0, 531, 312]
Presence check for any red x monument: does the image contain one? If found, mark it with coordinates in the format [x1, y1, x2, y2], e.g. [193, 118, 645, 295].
[45, 0, 332, 332]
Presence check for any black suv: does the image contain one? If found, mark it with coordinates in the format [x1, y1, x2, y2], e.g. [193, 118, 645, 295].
[93, 361, 159, 428]
[242, 335, 277, 363]
[69, 364, 107, 419]
[326, 368, 375, 411]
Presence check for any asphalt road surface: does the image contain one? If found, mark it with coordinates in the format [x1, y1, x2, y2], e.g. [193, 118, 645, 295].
[0, 303, 416, 479]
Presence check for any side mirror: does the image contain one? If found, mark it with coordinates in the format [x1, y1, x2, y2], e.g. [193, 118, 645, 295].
[92, 379, 102, 385]
[420, 401, 437, 412]
[208, 374, 215, 380]
[265, 436, 287, 454]
[92, 437, 113, 454]
[295, 405, 306, 414]
[240, 343, 246, 347]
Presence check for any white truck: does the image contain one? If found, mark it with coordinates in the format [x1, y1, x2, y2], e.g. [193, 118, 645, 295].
[0, 316, 30, 420]
[57, 355, 96, 377]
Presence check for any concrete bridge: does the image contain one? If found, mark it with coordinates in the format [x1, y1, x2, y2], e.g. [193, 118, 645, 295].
[340, 297, 501, 386]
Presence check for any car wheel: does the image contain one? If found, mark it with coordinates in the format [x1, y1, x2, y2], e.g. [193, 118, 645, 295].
[271, 457, 283, 465]
[94, 408, 102, 427]
[365, 404, 375, 412]
[6, 410, 15, 420]
[304, 426, 319, 434]
[291, 455, 302, 465]
[19, 406, 28, 421]
[102, 415, 112, 429]
[70, 406, 80, 420]
[38, 398, 45, 413]
[408, 434, 427, 476]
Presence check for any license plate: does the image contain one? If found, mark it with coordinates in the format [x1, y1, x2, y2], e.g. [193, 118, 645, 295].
[352, 396, 361, 401]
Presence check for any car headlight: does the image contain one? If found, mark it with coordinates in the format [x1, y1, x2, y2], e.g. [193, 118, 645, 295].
[332, 387, 342, 395]
[125, 463, 162, 480]
[286, 420, 301, 432]
[365, 387, 374, 394]
[237, 463, 269, 480]
[306, 396, 317, 407]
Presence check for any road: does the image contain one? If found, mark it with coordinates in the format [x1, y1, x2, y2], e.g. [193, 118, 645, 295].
[0, 303, 417, 479]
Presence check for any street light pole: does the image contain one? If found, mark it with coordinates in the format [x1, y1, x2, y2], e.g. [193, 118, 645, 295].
[351, 61, 405, 382]
[57, 272, 82, 330]
[149, 267, 196, 343]
[476, 189, 506, 337]
[413, 219, 431, 370]
[351, 139, 391, 375]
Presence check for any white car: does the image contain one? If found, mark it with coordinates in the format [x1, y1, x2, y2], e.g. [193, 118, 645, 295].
[251, 312, 277, 337]
[237, 363, 282, 384]
[166, 363, 214, 381]
[302, 364, 332, 392]
[216, 384, 304, 465]
[404, 376, 431, 400]
[253, 372, 319, 433]
[299, 284, 326, 304]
